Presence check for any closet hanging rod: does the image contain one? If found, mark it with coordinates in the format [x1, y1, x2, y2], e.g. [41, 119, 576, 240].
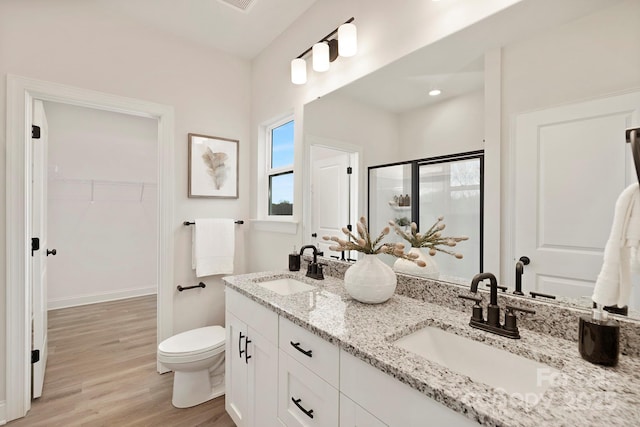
[626, 127, 640, 184]
[184, 220, 244, 225]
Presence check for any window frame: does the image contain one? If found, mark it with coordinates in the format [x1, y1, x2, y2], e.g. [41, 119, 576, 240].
[265, 115, 294, 218]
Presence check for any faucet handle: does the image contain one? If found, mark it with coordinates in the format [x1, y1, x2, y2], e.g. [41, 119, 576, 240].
[504, 305, 535, 334]
[458, 294, 482, 303]
[458, 294, 484, 323]
[505, 305, 535, 315]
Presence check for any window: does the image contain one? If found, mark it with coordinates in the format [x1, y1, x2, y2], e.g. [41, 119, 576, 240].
[267, 118, 294, 216]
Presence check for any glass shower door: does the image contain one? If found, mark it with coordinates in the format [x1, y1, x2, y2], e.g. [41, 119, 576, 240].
[418, 157, 482, 280]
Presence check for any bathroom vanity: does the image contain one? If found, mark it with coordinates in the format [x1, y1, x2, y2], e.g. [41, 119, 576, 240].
[223, 267, 640, 426]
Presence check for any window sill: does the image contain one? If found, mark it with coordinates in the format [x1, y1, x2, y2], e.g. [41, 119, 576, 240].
[251, 219, 298, 235]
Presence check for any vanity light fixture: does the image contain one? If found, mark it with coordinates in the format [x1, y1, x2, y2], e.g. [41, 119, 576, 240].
[290, 17, 356, 85]
[429, 89, 442, 96]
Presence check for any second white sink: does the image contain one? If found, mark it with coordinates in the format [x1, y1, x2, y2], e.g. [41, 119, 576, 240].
[256, 277, 315, 295]
[394, 326, 559, 401]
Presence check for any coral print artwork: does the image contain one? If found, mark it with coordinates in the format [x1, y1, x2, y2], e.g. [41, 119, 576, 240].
[188, 133, 239, 198]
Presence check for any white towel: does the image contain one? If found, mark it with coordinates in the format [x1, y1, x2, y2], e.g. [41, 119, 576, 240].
[592, 183, 640, 307]
[192, 218, 235, 277]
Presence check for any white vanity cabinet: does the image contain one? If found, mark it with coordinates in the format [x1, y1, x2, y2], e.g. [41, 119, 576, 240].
[225, 286, 476, 427]
[225, 289, 279, 427]
[340, 350, 477, 427]
[277, 317, 340, 427]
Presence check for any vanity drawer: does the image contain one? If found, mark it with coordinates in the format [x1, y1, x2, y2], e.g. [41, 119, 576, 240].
[278, 350, 339, 427]
[279, 317, 339, 387]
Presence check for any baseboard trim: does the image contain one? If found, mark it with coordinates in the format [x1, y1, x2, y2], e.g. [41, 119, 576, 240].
[48, 287, 157, 310]
[0, 400, 6, 425]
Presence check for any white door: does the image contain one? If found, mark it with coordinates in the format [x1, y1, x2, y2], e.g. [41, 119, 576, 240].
[311, 152, 351, 257]
[31, 99, 50, 398]
[514, 91, 640, 302]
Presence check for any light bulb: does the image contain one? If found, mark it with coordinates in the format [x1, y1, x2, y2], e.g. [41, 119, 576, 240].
[312, 42, 330, 72]
[338, 23, 357, 57]
[429, 89, 442, 96]
[291, 58, 307, 85]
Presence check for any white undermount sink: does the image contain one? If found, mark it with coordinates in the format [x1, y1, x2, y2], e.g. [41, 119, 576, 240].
[256, 277, 316, 296]
[394, 326, 559, 401]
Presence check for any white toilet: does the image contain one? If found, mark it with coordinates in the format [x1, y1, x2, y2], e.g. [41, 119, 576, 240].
[158, 325, 226, 408]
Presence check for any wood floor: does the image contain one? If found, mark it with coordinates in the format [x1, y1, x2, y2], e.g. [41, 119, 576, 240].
[8, 295, 236, 427]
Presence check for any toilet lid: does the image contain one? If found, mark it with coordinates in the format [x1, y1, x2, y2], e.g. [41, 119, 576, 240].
[158, 325, 225, 355]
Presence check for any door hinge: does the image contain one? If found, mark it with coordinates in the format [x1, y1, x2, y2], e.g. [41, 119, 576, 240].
[31, 349, 40, 364]
[347, 166, 352, 175]
[31, 237, 40, 256]
[32, 125, 41, 139]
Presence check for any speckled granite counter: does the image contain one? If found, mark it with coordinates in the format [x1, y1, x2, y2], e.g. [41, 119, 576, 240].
[223, 271, 640, 427]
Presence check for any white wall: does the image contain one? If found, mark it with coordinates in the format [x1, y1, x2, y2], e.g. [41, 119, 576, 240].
[399, 90, 484, 159]
[45, 102, 158, 309]
[0, 0, 251, 403]
[499, 0, 640, 279]
[248, 0, 523, 273]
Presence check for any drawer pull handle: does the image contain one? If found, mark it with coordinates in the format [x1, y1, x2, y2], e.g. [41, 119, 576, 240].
[292, 397, 314, 419]
[290, 341, 313, 357]
[245, 338, 252, 364]
[239, 332, 245, 359]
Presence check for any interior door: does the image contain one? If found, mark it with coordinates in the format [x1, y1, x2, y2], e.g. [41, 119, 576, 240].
[311, 152, 350, 256]
[514, 91, 640, 302]
[31, 99, 50, 398]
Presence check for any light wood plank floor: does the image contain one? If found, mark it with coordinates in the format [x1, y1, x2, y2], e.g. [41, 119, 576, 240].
[8, 295, 236, 427]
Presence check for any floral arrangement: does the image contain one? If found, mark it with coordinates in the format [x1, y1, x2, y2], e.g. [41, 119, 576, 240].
[389, 216, 468, 259]
[323, 216, 426, 266]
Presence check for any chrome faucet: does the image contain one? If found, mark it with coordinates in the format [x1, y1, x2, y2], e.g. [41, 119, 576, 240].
[300, 245, 324, 280]
[460, 272, 535, 339]
[513, 256, 530, 296]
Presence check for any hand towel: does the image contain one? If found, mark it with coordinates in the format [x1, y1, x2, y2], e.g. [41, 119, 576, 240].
[192, 218, 235, 277]
[593, 183, 640, 307]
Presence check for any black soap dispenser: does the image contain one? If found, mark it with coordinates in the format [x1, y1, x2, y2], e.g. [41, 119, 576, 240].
[289, 246, 301, 271]
[578, 306, 620, 367]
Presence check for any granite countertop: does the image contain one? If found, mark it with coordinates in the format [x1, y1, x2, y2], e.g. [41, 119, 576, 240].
[223, 271, 640, 427]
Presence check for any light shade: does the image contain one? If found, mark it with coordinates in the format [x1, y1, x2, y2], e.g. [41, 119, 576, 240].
[291, 58, 307, 85]
[312, 42, 330, 72]
[338, 23, 357, 57]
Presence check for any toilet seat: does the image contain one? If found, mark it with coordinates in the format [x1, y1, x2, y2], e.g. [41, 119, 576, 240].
[158, 326, 225, 364]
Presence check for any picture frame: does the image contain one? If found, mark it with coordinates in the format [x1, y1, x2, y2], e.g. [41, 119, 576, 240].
[188, 133, 239, 198]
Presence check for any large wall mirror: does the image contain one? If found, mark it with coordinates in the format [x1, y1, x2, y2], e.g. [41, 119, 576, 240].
[304, 0, 640, 318]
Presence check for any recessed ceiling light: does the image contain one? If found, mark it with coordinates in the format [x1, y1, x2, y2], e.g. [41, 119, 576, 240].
[429, 89, 441, 96]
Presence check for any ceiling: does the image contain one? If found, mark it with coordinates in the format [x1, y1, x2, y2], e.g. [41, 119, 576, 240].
[328, 0, 624, 114]
[94, 0, 317, 59]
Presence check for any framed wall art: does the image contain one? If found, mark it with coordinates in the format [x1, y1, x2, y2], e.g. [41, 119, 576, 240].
[188, 133, 239, 198]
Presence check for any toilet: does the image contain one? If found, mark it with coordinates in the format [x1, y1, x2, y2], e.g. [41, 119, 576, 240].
[158, 325, 226, 408]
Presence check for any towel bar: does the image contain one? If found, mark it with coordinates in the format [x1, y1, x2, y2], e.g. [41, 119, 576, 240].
[184, 220, 244, 225]
[177, 282, 206, 292]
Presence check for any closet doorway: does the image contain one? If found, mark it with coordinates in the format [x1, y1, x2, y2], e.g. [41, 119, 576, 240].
[6, 75, 175, 422]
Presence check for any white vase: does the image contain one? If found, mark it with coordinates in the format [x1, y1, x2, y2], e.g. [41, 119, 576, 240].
[344, 254, 397, 304]
[393, 247, 439, 279]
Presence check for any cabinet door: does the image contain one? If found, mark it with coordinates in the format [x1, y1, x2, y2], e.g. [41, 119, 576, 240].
[340, 394, 387, 427]
[247, 327, 279, 427]
[225, 311, 248, 427]
[278, 350, 339, 427]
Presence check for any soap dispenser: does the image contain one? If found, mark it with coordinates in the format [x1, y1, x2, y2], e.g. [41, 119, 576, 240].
[578, 306, 619, 366]
[289, 246, 301, 271]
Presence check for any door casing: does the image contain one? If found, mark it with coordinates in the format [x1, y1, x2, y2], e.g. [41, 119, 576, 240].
[5, 75, 175, 422]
